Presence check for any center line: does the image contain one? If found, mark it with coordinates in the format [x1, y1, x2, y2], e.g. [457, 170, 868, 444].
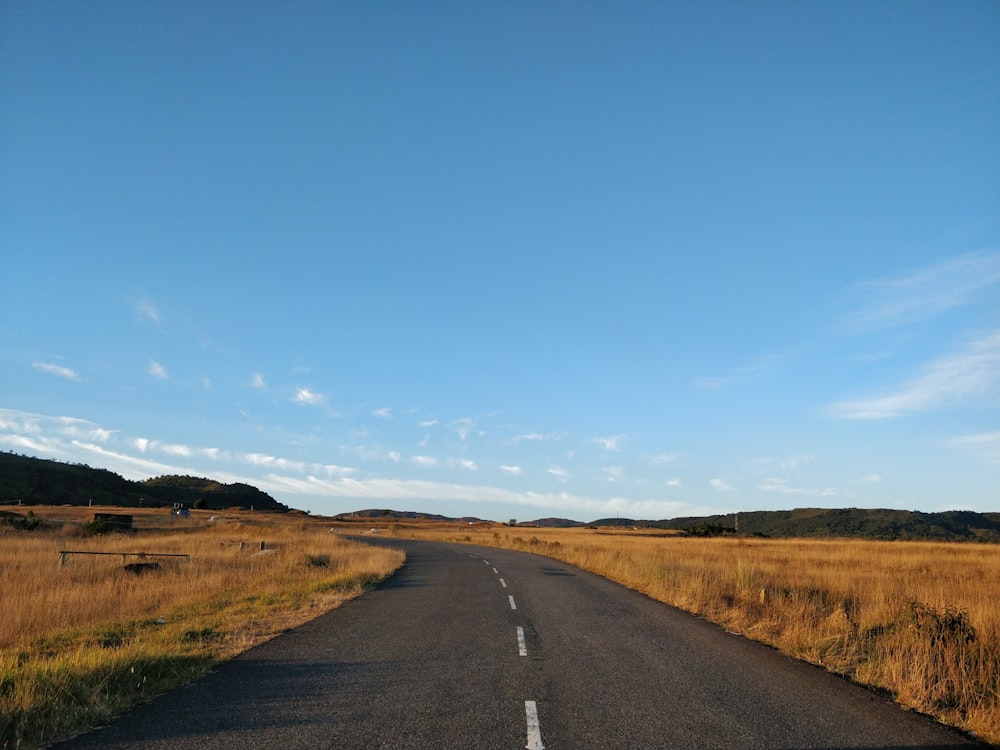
[499, 578, 507, 588]
[492, 567, 498, 574]
[516, 626, 527, 656]
[525, 700, 544, 750]
[508, 595, 517, 610]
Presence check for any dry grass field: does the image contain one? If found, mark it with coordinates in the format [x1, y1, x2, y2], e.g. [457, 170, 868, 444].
[0, 506, 403, 749]
[388, 521, 1000, 745]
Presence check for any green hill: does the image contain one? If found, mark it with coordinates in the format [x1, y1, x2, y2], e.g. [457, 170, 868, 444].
[0, 452, 289, 512]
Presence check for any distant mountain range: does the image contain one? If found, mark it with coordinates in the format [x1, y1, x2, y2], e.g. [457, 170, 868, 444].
[0, 452, 289, 512]
[591, 507, 1000, 542]
[3, 452, 996, 541]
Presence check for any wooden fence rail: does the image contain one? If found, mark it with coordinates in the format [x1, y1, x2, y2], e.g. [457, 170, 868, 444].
[59, 550, 191, 566]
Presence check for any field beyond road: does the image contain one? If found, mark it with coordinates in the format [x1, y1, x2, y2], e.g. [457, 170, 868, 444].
[390, 520, 1000, 745]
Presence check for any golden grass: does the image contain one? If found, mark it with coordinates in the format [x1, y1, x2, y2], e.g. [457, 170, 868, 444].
[0, 507, 403, 749]
[391, 522, 1000, 745]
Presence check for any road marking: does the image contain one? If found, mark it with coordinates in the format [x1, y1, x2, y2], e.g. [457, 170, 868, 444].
[516, 626, 527, 656]
[509, 595, 517, 610]
[483, 560, 491, 565]
[525, 701, 544, 750]
[492, 567, 498, 574]
[499, 578, 507, 588]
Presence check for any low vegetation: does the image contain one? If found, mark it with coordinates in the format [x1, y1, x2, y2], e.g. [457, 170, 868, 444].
[391, 521, 1000, 745]
[0, 506, 403, 749]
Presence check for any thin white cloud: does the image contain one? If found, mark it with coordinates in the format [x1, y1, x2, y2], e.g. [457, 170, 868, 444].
[418, 419, 438, 428]
[780, 454, 814, 472]
[759, 478, 837, 497]
[859, 473, 882, 483]
[652, 452, 680, 464]
[695, 352, 789, 390]
[373, 407, 392, 419]
[500, 465, 522, 475]
[511, 432, 562, 444]
[844, 251, 1000, 331]
[387, 451, 401, 463]
[0, 410, 115, 443]
[548, 467, 569, 481]
[603, 466, 623, 481]
[135, 297, 161, 324]
[250, 373, 267, 389]
[825, 330, 1000, 419]
[412, 455, 438, 468]
[158, 442, 192, 457]
[457, 459, 478, 472]
[709, 478, 735, 492]
[666, 478, 682, 487]
[451, 418, 474, 440]
[293, 387, 324, 406]
[591, 434, 627, 452]
[33, 361, 83, 381]
[147, 359, 168, 379]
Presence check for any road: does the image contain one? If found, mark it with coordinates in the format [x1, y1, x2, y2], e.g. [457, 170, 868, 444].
[53, 538, 980, 749]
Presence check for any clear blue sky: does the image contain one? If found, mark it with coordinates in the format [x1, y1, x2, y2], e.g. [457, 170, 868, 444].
[2, 1, 998, 521]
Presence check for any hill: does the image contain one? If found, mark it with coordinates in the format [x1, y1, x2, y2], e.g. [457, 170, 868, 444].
[330, 508, 488, 523]
[0, 452, 289, 512]
[594, 507, 1000, 542]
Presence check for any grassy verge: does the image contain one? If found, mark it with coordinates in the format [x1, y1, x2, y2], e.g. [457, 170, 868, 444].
[0, 508, 403, 749]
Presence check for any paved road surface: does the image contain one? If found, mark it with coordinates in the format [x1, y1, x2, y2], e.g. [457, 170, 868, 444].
[53, 538, 980, 749]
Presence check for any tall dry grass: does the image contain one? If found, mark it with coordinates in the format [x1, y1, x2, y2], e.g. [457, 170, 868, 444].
[400, 523, 1000, 744]
[0, 507, 403, 748]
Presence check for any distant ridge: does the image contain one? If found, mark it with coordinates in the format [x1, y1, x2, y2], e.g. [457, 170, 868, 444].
[0, 452, 289, 512]
[593, 507, 1000, 542]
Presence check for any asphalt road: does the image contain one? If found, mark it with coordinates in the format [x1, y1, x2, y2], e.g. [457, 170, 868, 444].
[53, 538, 980, 749]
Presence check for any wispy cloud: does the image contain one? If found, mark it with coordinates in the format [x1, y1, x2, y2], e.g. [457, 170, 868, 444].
[135, 296, 161, 324]
[759, 478, 837, 497]
[250, 373, 267, 389]
[451, 418, 475, 440]
[591, 434, 627, 452]
[147, 359, 168, 379]
[500, 465, 522, 475]
[548, 467, 569, 481]
[652, 452, 680, 464]
[33, 361, 83, 381]
[709, 478, 735, 492]
[418, 419, 438, 428]
[843, 251, 1000, 331]
[412, 455, 438, 468]
[695, 352, 789, 390]
[511, 432, 560, 443]
[825, 330, 1000, 419]
[373, 407, 392, 419]
[603, 466, 623, 481]
[293, 387, 324, 406]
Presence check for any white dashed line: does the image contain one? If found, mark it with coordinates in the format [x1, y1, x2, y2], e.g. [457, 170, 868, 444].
[483, 560, 491, 565]
[499, 578, 507, 588]
[516, 626, 527, 657]
[492, 567, 498, 574]
[508, 595, 517, 610]
[525, 701, 544, 750]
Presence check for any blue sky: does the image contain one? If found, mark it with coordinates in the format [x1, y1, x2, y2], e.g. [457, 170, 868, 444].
[2, 1, 998, 521]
